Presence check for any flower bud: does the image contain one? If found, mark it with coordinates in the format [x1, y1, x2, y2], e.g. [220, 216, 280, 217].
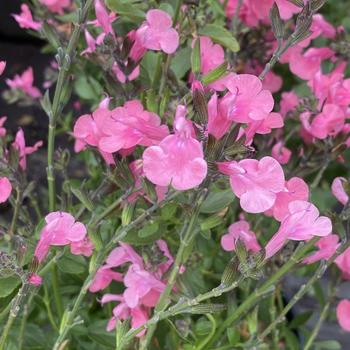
[270, 3, 284, 42]
[192, 81, 208, 125]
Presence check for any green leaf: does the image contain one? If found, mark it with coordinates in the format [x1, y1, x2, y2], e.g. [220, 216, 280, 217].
[88, 320, 115, 348]
[57, 254, 86, 275]
[199, 24, 240, 52]
[202, 62, 228, 85]
[171, 47, 192, 80]
[74, 75, 102, 101]
[314, 340, 341, 350]
[106, 0, 145, 22]
[200, 189, 234, 213]
[138, 222, 159, 238]
[289, 311, 313, 329]
[0, 276, 20, 298]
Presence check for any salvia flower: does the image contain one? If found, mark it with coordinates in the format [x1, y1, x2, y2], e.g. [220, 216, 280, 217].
[0, 177, 12, 204]
[221, 220, 260, 253]
[331, 177, 349, 205]
[12, 4, 42, 31]
[272, 141, 292, 165]
[143, 105, 207, 191]
[337, 300, 350, 332]
[303, 234, 340, 264]
[265, 200, 332, 258]
[335, 247, 350, 280]
[136, 10, 179, 54]
[218, 156, 285, 213]
[39, 0, 71, 15]
[94, 0, 114, 35]
[0, 61, 6, 76]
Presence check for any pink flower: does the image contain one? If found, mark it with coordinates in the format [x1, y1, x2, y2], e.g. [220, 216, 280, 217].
[0, 61, 6, 76]
[272, 142, 292, 165]
[288, 47, 334, 81]
[34, 212, 90, 263]
[303, 234, 340, 264]
[89, 267, 123, 292]
[136, 10, 179, 54]
[0, 177, 12, 203]
[12, 128, 43, 170]
[98, 100, 169, 153]
[28, 273, 42, 286]
[0, 117, 7, 137]
[221, 220, 260, 253]
[267, 177, 309, 222]
[112, 62, 140, 84]
[335, 247, 350, 280]
[143, 105, 207, 190]
[218, 156, 285, 213]
[12, 4, 42, 31]
[6, 67, 42, 98]
[337, 300, 350, 332]
[225, 74, 274, 123]
[265, 201, 332, 258]
[332, 177, 349, 205]
[81, 30, 105, 55]
[94, 0, 114, 35]
[70, 237, 94, 257]
[39, 0, 71, 14]
[300, 104, 345, 140]
[280, 91, 299, 117]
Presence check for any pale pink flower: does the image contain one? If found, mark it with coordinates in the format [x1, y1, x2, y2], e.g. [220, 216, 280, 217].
[81, 30, 105, 55]
[225, 74, 274, 123]
[98, 100, 168, 153]
[221, 220, 260, 253]
[300, 104, 345, 140]
[143, 105, 207, 191]
[34, 212, 89, 263]
[272, 141, 292, 165]
[337, 300, 350, 332]
[218, 156, 285, 213]
[266, 177, 309, 222]
[136, 10, 179, 54]
[265, 200, 332, 258]
[0, 177, 12, 203]
[70, 237, 94, 257]
[280, 91, 299, 117]
[12, 128, 43, 170]
[94, 0, 114, 35]
[0, 117, 7, 137]
[128, 30, 147, 62]
[39, 0, 71, 14]
[112, 62, 140, 84]
[303, 234, 340, 264]
[332, 177, 349, 205]
[335, 247, 350, 280]
[0, 61, 6, 76]
[28, 273, 42, 286]
[12, 4, 42, 31]
[106, 243, 143, 268]
[6, 67, 42, 98]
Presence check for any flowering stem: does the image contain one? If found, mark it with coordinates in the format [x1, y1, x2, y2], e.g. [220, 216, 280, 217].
[52, 192, 180, 349]
[8, 187, 22, 237]
[0, 314, 15, 350]
[51, 265, 63, 318]
[208, 238, 320, 347]
[46, 0, 94, 212]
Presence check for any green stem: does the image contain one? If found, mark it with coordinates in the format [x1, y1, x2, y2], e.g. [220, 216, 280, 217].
[52, 192, 180, 349]
[51, 264, 63, 319]
[8, 187, 22, 237]
[18, 294, 34, 350]
[46, 0, 94, 212]
[0, 314, 15, 350]
[195, 314, 216, 350]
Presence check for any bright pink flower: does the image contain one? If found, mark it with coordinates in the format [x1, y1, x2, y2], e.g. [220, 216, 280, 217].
[303, 234, 340, 264]
[300, 104, 345, 140]
[89, 266, 123, 292]
[280, 91, 299, 117]
[288, 47, 334, 80]
[6, 67, 42, 98]
[98, 100, 168, 153]
[0, 117, 7, 137]
[136, 10, 179, 54]
[221, 220, 260, 253]
[13, 128, 43, 170]
[332, 177, 349, 205]
[267, 177, 309, 222]
[265, 201, 332, 258]
[112, 62, 140, 84]
[12, 4, 42, 31]
[275, 0, 301, 20]
[0, 61, 6, 76]
[0, 177, 12, 203]
[34, 212, 89, 263]
[106, 243, 143, 268]
[218, 156, 285, 213]
[272, 142, 292, 165]
[28, 273, 42, 286]
[70, 237, 94, 257]
[81, 30, 105, 55]
[337, 300, 350, 332]
[335, 247, 350, 280]
[128, 30, 147, 62]
[39, 0, 71, 14]
[225, 74, 274, 123]
[94, 0, 113, 35]
[143, 106, 207, 191]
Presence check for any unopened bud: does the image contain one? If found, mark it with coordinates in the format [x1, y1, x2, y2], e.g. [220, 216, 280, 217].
[121, 203, 135, 227]
[182, 303, 226, 315]
[192, 81, 208, 124]
[221, 257, 239, 286]
[270, 3, 284, 42]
